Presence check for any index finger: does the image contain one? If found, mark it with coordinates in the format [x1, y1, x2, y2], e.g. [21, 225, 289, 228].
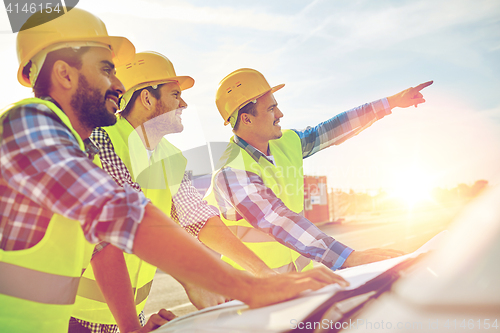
[415, 80, 433, 91]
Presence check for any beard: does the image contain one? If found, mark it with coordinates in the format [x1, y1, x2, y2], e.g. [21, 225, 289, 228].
[145, 99, 183, 135]
[70, 74, 118, 130]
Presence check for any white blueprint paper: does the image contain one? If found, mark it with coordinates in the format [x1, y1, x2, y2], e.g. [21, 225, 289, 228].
[157, 231, 448, 333]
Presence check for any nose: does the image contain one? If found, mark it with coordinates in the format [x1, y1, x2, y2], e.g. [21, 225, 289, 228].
[179, 97, 188, 109]
[275, 106, 283, 118]
[111, 73, 125, 95]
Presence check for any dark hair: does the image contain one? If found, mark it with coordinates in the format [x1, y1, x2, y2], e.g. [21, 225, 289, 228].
[233, 100, 257, 131]
[119, 84, 163, 118]
[23, 47, 90, 97]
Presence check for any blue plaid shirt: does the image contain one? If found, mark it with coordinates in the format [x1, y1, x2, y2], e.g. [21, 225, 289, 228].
[213, 98, 391, 270]
[0, 97, 149, 252]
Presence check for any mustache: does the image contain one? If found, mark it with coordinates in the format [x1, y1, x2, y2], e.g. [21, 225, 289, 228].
[105, 91, 120, 100]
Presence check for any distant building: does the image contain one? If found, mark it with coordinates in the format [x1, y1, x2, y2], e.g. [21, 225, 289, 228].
[304, 175, 330, 224]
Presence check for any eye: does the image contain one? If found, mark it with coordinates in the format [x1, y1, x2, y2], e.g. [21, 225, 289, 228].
[102, 67, 112, 75]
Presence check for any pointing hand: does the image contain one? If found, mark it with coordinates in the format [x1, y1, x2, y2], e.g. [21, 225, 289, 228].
[387, 81, 433, 109]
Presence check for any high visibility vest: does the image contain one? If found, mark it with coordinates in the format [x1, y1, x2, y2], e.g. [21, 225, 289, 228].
[72, 117, 186, 324]
[206, 130, 313, 273]
[0, 98, 91, 333]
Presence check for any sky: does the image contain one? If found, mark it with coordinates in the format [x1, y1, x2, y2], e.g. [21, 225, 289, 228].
[0, 0, 499, 192]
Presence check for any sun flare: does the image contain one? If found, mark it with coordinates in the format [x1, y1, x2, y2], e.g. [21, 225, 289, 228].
[388, 166, 435, 208]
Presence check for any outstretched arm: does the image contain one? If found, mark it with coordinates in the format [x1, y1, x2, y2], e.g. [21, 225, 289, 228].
[296, 81, 433, 158]
[296, 99, 392, 158]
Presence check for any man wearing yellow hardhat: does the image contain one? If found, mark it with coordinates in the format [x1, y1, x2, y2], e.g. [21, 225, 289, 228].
[207, 68, 432, 273]
[71, 51, 281, 333]
[0, 9, 347, 333]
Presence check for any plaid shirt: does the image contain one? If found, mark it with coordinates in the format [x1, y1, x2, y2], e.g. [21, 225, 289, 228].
[91, 127, 218, 239]
[71, 311, 145, 333]
[213, 98, 391, 270]
[0, 97, 149, 252]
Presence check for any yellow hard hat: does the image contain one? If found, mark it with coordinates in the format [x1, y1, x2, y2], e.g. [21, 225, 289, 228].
[215, 68, 284, 126]
[117, 51, 194, 110]
[17, 8, 135, 87]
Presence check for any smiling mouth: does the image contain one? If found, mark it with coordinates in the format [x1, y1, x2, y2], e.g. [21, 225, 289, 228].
[106, 95, 119, 109]
[274, 120, 280, 126]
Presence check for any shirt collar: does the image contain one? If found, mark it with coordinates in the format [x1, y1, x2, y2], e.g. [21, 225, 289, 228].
[40, 96, 99, 160]
[233, 135, 274, 165]
[85, 137, 100, 160]
[40, 96, 62, 110]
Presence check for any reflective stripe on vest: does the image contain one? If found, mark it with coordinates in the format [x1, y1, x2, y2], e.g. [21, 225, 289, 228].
[206, 130, 313, 273]
[76, 276, 153, 305]
[0, 98, 89, 333]
[0, 262, 80, 305]
[73, 117, 186, 324]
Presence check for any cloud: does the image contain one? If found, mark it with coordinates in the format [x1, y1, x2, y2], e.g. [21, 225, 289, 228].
[271, 0, 500, 58]
[79, 0, 297, 32]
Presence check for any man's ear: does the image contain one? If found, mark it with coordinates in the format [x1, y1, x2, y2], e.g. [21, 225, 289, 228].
[241, 113, 252, 126]
[52, 60, 77, 90]
[140, 89, 154, 111]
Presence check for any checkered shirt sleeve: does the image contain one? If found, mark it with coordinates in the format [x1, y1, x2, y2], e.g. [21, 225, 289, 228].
[295, 98, 391, 158]
[214, 167, 353, 270]
[172, 173, 219, 238]
[91, 128, 142, 192]
[73, 311, 145, 333]
[0, 103, 148, 252]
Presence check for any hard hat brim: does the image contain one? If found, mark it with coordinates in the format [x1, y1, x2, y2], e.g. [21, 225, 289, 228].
[271, 83, 285, 94]
[130, 75, 194, 92]
[173, 76, 195, 91]
[18, 35, 135, 87]
[119, 75, 195, 111]
[223, 83, 285, 126]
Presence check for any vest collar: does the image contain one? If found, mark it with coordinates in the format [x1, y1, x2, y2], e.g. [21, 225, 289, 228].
[233, 135, 275, 165]
[40, 96, 62, 109]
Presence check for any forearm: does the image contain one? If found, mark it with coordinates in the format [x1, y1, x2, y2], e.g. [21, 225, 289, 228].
[174, 275, 230, 310]
[91, 245, 141, 332]
[198, 216, 275, 276]
[131, 203, 253, 303]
